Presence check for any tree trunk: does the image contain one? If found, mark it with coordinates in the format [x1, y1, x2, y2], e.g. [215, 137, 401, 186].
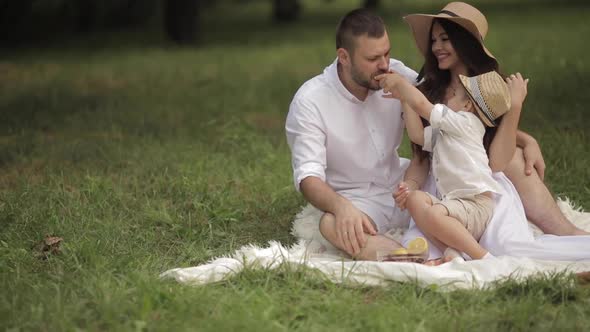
[273, 0, 300, 22]
[0, 0, 34, 45]
[164, 0, 199, 44]
[72, 0, 98, 33]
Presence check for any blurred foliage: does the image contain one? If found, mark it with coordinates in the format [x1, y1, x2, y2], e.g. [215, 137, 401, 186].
[0, 0, 159, 45]
[3, 0, 588, 47]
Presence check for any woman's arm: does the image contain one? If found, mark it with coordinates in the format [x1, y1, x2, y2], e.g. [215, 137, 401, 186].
[402, 102, 425, 146]
[404, 149, 430, 190]
[488, 105, 521, 172]
[393, 148, 430, 210]
[488, 73, 528, 172]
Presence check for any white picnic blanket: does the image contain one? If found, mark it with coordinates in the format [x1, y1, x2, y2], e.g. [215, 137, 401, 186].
[161, 197, 590, 290]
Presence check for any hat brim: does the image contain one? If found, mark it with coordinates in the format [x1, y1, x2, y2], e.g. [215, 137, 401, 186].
[459, 74, 496, 127]
[403, 14, 495, 60]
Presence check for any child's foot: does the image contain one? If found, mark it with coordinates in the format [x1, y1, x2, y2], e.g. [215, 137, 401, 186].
[443, 247, 464, 262]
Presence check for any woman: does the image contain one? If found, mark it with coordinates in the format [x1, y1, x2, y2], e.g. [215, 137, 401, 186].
[398, 2, 589, 261]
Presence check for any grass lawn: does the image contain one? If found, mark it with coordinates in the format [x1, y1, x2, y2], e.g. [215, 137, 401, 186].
[1, 0, 589, 330]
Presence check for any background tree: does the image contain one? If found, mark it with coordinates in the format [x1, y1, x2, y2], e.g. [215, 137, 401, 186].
[273, 0, 301, 22]
[164, 0, 200, 44]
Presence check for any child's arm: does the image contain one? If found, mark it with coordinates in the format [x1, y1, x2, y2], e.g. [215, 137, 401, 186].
[402, 102, 425, 146]
[375, 72, 435, 121]
[487, 73, 529, 172]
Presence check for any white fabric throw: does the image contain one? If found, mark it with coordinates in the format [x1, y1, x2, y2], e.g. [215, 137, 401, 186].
[161, 199, 590, 290]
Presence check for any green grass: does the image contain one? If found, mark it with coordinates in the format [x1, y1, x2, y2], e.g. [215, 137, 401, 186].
[1, 0, 590, 330]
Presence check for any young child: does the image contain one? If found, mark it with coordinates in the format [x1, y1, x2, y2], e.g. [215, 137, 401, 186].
[375, 70, 526, 261]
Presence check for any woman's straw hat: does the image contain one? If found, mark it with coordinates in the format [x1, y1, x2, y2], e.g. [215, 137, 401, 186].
[403, 2, 495, 59]
[459, 71, 510, 127]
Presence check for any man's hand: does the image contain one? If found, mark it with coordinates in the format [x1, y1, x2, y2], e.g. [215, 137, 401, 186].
[333, 202, 377, 256]
[522, 139, 546, 180]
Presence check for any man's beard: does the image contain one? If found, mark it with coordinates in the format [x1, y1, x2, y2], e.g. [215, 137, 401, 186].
[351, 66, 387, 91]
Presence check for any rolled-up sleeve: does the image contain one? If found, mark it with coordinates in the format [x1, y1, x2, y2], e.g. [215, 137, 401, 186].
[285, 97, 327, 191]
[429, 104, 470, 137]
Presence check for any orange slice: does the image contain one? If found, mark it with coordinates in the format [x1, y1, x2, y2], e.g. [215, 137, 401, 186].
[407, 237, 428, 255]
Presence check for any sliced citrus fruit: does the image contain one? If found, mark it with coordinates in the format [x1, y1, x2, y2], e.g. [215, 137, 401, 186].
[406, 237, 428, 255]
[391, 247, 408, 255]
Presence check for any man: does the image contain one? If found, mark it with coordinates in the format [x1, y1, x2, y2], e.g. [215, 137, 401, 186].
[285, 9, 428, 260]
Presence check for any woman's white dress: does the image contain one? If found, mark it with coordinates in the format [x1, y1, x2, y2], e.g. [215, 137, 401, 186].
[402, 172, 590, 260]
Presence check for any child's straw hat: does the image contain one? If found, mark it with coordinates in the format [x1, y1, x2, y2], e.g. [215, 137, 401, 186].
[459, 71, 511, 127]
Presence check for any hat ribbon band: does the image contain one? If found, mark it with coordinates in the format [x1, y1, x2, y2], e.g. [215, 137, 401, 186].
[437, 10, 484, 41]
[468, 76, 496, 125]
[438, 10, 459, 17]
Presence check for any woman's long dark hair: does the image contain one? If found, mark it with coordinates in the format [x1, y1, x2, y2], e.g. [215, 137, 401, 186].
[413, 18, 502, 161]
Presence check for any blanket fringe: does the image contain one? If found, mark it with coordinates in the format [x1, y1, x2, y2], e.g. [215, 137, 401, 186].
[160, 198, 590, 289]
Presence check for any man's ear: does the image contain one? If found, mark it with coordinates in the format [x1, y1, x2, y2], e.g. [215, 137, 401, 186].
[337, 48, 351, 66]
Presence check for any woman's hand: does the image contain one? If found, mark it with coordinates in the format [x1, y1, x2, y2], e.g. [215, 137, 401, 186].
[506, 72, 529, 111]
[522, 138, 546, 180]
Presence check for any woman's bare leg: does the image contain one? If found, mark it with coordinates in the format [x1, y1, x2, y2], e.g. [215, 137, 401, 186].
[505, 148, 589, 235]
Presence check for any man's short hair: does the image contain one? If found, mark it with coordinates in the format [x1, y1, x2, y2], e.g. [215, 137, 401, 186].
[336, 8, 386, 52]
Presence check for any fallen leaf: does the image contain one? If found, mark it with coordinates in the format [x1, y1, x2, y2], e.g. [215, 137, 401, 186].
[34, 235, 63, 259]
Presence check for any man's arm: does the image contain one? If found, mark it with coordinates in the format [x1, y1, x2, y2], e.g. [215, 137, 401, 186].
[299, 176, 351, 217]
[299, 176, 376, 255]
[286, 97, 375, 256]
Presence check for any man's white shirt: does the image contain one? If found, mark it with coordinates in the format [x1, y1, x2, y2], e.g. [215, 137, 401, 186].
[285, 59, 418, 198]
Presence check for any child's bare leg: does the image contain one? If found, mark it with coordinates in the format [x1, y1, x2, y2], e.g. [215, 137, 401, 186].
[419, 205, 488, 260]
[319, 212, 402, 260]
[405, 191, 452, 255]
